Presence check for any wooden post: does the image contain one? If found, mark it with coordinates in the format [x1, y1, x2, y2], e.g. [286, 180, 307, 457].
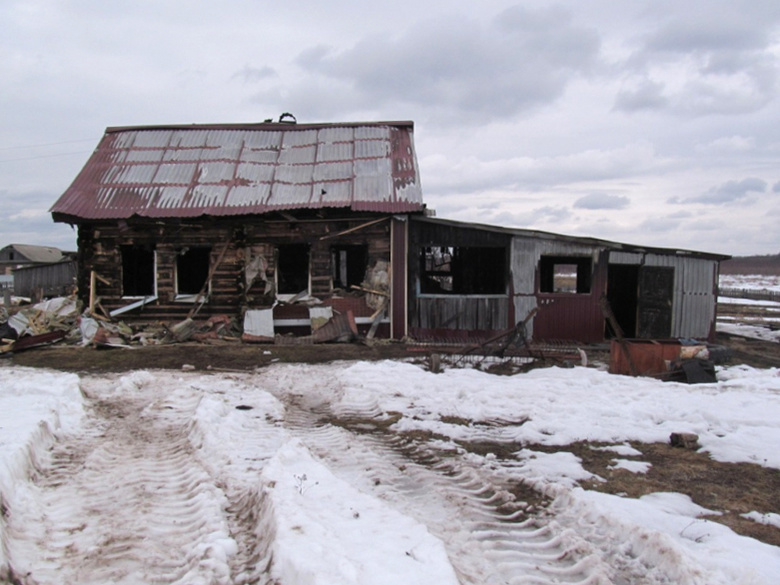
[89, 271, 97, 313]
[186, 242, 231, 320]
[599, 294, 638, 376]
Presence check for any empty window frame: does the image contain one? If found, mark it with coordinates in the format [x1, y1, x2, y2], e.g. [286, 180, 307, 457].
[420, 246, 506, 295]
[176, 247, 211, 297]
[277, 243, 310, 295]
[539, 256, 592, 294]
[331, 245, 368, 290]
[121, 245, 156, 297]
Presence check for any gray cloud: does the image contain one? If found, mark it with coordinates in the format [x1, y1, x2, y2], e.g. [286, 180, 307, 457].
[573, 192, 630, 210]
[287, 6, 600, 122]
[491, 206, 572, 228]
[672, 177, 768, 205]
[618, 1, 780, 117]
[614, 79, 668, 112]
[773, 181, 780, 193]
[232, 65, 277, 83]
[0, 189, 76, 249]
[640, 216, 683, 233]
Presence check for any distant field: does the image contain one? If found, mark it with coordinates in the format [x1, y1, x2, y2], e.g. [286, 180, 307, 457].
[720, 254, 780, 275]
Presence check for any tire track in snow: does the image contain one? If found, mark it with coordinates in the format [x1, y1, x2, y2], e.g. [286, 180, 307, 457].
[4, 376, 247, 585]
[277, 397, 616, 585]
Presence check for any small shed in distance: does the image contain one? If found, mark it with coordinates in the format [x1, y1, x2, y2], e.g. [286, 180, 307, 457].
[0, 244, 77, 299]
[0, 244, 66, 275]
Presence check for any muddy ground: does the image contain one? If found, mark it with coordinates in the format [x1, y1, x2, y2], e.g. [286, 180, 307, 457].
[5, 330, 779, 372]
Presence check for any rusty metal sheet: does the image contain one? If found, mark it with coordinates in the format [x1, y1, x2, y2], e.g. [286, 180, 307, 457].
[51, 122, 424, 221]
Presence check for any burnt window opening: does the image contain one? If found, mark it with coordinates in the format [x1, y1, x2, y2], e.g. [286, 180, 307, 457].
[176, 247, 211, 296]
[121, 245, 155, 297]
[331, 245, 368, 290]
[420, 246, 506, 295]
[539, 256, 592, 294]
[277, 243, 310, 295]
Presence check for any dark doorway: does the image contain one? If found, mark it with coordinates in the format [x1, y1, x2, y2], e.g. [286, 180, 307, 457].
[121, 245, 155, 297]
[176, 247, 211, 295]
[331, 245, 368, 290]
[277, 244, 310, 295]
[606, 264, 639, 338]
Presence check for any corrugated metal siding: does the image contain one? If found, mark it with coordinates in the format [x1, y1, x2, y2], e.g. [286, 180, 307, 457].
[415, 296, 509, 331]
[647, 255, 716, 338]
[609, 251, 643, 265]
[51, 122, 424, 220]
[13, 261, 77, 298]
[511, 237, 605, 341]
[634, 254, 717, 339]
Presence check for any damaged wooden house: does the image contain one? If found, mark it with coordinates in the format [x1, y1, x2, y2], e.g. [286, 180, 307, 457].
[50, 120, 728, 345]
[50, 121, 422, 341]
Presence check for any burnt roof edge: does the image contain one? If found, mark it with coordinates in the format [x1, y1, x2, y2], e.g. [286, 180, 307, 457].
[411, 215, 731, 261]
[104, 121, 415, 134]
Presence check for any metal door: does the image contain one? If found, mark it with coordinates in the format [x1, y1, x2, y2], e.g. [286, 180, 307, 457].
[637, 266, 674, 338]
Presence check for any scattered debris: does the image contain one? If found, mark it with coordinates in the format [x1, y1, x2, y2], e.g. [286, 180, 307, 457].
[0, 288, 370, 355]
[609, 338, 721, 383]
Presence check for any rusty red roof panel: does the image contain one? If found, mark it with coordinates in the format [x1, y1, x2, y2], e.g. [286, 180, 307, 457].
[51, 121, 424, 221]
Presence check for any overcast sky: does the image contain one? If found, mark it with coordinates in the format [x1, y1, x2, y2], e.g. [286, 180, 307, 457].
[2, 0, 779, 256]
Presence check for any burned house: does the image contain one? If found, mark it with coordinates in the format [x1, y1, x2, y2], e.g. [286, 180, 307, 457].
[50, 121, 422, 339]
[50, 120, 727, 344]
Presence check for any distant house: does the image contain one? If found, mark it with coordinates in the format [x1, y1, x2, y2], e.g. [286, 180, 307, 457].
[0, 244, 76, 298]
[0, 244, 66, 275]
[50, 121, 728, 342]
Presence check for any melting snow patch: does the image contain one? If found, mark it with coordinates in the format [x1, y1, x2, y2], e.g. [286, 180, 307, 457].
[260, 439, 460, 585]
[741, 511, 780, 529]
[553, 489, 779, 585]
[591, 442, 643, 457]
[609, 459, 652, 473]
[513, 448, 600, 487]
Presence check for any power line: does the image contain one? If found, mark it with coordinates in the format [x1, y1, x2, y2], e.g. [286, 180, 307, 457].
[0, 150, 93, 164]
[0, 138, 98, 152]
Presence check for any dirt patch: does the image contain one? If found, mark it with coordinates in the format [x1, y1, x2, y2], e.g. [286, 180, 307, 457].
[456, 438, 780, 546]
[539, 441, 780, 547]
[6, 339, 414, 373]
[5, 330, 775, 373]
[715, 332, 780, 369]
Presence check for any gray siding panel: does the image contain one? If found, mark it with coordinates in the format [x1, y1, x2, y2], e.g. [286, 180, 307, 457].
[416, 296, 509, 331]
[645, 255, 716, 338]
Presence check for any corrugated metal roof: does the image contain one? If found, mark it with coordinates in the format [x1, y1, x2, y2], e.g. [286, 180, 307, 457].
[1, 244, 64, 263]
[50, 121, 424, 221]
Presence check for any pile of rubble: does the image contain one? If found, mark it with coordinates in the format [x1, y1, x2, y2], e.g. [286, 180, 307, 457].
[0, 295, 242, 354]
[1, 295, 362, 355]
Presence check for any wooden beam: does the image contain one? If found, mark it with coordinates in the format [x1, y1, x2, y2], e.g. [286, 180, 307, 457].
[187, 242, 231, 320]
[319, 217, 389, 240]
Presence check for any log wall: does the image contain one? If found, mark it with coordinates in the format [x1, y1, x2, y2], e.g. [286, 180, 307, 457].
[77, 214, 393, 324]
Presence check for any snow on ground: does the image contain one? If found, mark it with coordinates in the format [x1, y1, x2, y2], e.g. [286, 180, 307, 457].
[2, 360, 780, 584]
[717, 321, 780, 343]
[0, 367, 85, 575]
[717, 274, 780, 342]
[720, 274, 780, 292]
